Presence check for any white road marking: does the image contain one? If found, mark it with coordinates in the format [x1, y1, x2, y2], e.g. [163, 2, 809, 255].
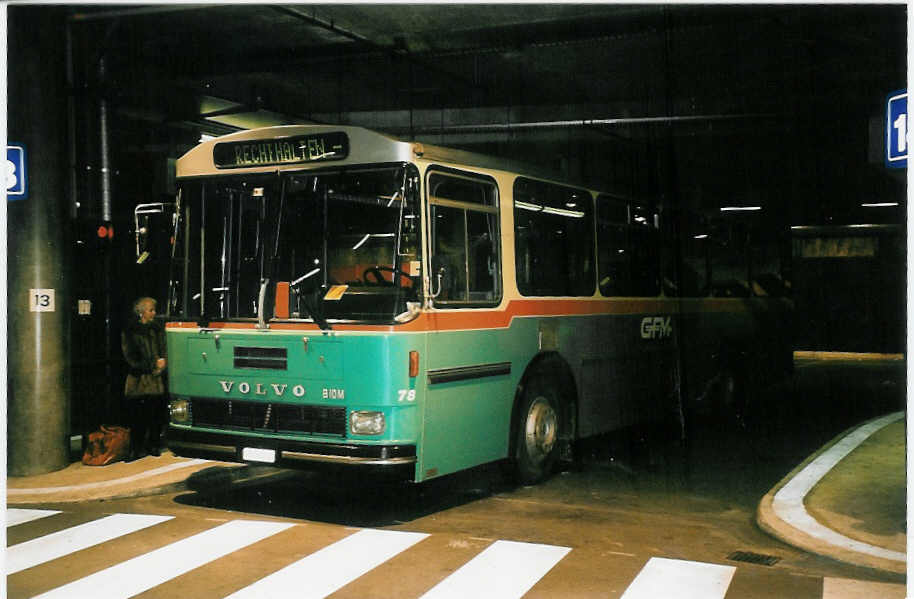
[419, 539, 571, 599]
[7, 513, 173, 574]
[620, 557, 735, 599]
[6, 459, 209, 496]
[6, 508, 61, 527]
[822, 577, 907, 599]
[771, 411, 905, 563]
[9, 508, 906, 599]
[225, 528, 428, 599]
[30, 519, 293, 599]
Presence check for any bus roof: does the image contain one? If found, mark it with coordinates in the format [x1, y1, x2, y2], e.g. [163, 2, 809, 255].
[176, 125, 415, 178]
[176, 124, 624, 197]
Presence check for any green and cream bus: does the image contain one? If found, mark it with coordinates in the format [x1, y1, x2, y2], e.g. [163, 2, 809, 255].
[163, 125, 791, 484]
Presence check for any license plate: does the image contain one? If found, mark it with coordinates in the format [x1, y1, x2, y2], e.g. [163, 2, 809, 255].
[242, 447, 276, 463]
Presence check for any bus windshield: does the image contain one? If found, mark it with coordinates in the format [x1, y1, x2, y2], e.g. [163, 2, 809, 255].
[168, 163, 422, 324]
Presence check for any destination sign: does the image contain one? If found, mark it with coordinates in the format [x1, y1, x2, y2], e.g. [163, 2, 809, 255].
[213, 132, 349, 169]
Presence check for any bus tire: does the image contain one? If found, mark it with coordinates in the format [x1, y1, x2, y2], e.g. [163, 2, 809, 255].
[513, 372, 562, 485]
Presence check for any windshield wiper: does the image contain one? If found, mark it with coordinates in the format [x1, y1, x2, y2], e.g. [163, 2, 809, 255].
[300, 286, 331, 331]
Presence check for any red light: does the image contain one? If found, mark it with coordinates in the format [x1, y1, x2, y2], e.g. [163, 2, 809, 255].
[96, 225, 108, 238]
[409, 351, 419, 378]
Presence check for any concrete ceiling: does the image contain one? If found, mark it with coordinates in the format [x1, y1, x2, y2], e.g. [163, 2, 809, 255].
[62, 3, 906, 224]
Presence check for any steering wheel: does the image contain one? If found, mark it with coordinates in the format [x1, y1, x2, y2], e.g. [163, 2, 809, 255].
[362, 266, 413, 287]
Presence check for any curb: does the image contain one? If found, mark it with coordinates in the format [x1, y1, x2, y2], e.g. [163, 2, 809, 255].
[7, 459, 293, 505]
[756, 411, 906, 575]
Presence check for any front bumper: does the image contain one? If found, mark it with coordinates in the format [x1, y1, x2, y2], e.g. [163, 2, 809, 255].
[167, 426, 417, 471]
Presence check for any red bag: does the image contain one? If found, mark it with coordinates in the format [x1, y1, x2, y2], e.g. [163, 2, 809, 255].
[82, 425, 131, 466]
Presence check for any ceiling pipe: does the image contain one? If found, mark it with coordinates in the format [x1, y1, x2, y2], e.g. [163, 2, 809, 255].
[98, 56, 113, 223]
[65, 19, 79, 219]
[383, 113, 780, 136]
[68, 5, 211, 22]
[273, 5, 375, 47]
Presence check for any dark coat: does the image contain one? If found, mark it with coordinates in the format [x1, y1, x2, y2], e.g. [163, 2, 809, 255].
[121, 319, 167, 377]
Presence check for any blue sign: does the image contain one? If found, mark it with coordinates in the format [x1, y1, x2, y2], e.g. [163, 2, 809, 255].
[886, 91, 907, 168]
[6, 144, 27, 199]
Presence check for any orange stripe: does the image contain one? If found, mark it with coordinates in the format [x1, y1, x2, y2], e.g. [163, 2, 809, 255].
[166, 297, 762, 333]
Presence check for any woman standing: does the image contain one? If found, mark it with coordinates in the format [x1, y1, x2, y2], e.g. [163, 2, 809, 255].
[122, 296, 167, 460]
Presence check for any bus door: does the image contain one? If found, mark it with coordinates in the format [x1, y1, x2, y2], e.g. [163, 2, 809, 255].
[421, 168, 507, 480]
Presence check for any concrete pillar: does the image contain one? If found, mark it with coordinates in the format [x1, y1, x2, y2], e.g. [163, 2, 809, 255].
[7, 6, 71, 475]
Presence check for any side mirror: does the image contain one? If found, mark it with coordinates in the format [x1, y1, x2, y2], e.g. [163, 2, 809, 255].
[134, 202, 176, 261]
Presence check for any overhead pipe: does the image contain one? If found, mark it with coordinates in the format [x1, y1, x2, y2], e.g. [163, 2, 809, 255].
[384, 112, 779, 136]
[65, 20, 79, 219]
[98, 56, 113, 222]
[68, 4, 210, 22]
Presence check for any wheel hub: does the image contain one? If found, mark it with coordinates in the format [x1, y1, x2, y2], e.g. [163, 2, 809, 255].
[524, 397, 557, 462]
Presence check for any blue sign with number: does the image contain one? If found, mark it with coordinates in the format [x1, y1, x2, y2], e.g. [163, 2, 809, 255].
[7, 145, 27, 199]
[886, 91, 907, 168]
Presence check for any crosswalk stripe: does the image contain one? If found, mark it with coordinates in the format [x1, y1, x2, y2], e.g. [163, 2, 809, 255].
[8, 508, 901, 599]
[620, 557, 735, 599]
[418, 539, 571, 599]
[29, 519, 294, 599]
[7, 513, 173, 574]
[822, 577, 907, 599]
[225, 528, 429, 599]
[6, 509, 61, 527]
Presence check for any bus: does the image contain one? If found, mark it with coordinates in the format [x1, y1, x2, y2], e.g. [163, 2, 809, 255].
[161, 125, 792, 484]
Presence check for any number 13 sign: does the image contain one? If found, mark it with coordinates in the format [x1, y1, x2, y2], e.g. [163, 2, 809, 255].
[30, 289, 55, 312]
[887, 90, 907, 168]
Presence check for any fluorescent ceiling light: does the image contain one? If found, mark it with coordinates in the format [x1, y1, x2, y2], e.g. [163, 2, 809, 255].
[860, 202, 899, 207]
[516, 201, 584, 218]
[720, 206, 762, 212]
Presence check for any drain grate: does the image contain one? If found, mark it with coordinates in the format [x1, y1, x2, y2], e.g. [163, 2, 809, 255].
[726, 551, 781, 566]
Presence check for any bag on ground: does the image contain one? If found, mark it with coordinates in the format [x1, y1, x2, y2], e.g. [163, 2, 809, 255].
[82, 425, 131, 466]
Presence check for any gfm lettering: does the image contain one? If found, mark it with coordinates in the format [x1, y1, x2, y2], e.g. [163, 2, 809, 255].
[640, 316, 672, 340]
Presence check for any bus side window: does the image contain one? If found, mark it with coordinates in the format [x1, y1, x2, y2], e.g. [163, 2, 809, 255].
[629, 227, 660, 297]
[428, 170, 501, 306]
[680, 214, 710, 297]
[710, 220, 751, 297]
[596, 196, 630, 296]
[431, 204, 468, 300]
[514, 178, 594, 297]
[595, 195, 661, 297]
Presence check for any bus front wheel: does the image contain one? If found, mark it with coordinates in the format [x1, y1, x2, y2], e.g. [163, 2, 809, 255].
[514, 374, 562, 485]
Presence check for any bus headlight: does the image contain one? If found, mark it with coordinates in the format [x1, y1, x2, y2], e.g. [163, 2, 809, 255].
[170, 399, 191, 424]
[350, 411, 385, 435]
